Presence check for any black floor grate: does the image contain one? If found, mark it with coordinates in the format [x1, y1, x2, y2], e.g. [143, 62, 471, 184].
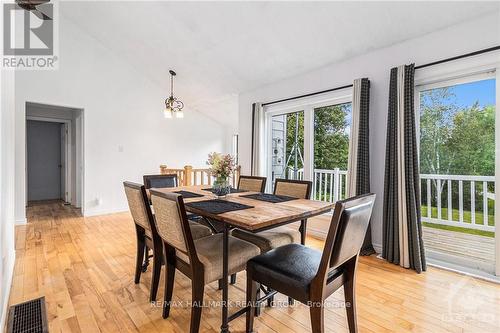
[7, 297, 48, 333]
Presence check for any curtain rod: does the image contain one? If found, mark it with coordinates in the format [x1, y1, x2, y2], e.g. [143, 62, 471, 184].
[262, 84, 353, 107]
[415, 45, 500, 70]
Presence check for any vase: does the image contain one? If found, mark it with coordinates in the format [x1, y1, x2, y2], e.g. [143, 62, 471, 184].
[212, 176, 230, 198]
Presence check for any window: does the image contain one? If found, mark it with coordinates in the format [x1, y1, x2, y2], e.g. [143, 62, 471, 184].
[264, 89, 352, 196]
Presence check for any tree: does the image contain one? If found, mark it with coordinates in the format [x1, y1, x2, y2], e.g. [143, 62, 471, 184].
[446, 104, 495, 176]
[419, 87, 457, 175]
[313, 104, 350, 170]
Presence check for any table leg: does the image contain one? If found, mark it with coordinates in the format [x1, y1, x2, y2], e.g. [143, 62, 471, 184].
[300, 219, 308, 245]
[221, 224, 230, 333]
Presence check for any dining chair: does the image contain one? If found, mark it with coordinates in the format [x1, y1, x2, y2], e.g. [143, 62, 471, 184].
[144, 173, 206, 225]
[246, 193, 376, 333]
[150, 189, 260, 333]
[238, 175, 267, 192]
[123, 181, 212, 302]
[143, 174, 178, 189]
[232, 178, 312, 305]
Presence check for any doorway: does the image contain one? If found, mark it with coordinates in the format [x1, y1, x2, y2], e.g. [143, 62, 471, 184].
[27, 120, 64, 202]
[25, 103, 84, 212]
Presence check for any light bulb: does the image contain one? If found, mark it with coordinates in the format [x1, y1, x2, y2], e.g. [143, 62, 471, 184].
[175, 110, 184, 118]
[164, 109, 173, 119]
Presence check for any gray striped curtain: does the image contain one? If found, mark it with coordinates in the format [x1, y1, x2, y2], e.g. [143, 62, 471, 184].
[382, 64, 426, 273]
[347, 78, 374, 255]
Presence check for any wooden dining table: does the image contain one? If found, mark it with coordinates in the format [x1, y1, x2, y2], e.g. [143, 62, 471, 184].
[150, 185, 334, 333]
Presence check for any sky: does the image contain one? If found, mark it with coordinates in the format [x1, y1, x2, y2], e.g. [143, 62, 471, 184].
[425, 78, 496, 108]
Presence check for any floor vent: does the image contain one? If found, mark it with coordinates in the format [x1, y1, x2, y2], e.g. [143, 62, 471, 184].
[7, 297, 48, 333]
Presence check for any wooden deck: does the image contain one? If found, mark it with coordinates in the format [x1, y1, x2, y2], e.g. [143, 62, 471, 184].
[422, 226, 495, 269]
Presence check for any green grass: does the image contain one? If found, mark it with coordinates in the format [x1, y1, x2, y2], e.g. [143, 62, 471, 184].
[421, 205, 495, 238]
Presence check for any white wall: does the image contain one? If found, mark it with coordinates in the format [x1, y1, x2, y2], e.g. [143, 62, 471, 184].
[0, 69, 16, 331]
[14, 16, 230, 220]
[238, 13, 500, 251]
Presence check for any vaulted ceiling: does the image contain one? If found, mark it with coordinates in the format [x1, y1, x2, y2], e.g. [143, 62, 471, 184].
[60, 1, 499, 126]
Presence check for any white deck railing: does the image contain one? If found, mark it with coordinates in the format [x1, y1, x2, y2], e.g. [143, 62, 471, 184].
[287, 168, 348, 202]
[287, 168, 496, 232]
[420, 174, 495, 232]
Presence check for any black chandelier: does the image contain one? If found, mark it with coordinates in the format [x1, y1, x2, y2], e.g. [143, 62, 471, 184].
[163, 70, 184, 118]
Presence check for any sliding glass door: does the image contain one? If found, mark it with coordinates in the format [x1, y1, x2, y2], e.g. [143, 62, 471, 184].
[417, 74, 497, 275]
[264, 90, 352, 196]
[269, 111, 305, 189]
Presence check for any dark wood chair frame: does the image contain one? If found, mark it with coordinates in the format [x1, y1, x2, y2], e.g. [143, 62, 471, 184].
[123, 181, 164, 303]
[143, 174, 178, 189]
[260, 178, 313, 307]
[246, 193, 376, 333]
[237, 175, 267, 193]
[150, 190, 215, 333]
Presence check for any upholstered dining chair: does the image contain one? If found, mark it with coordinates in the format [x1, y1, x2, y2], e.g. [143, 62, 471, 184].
[233, 178, 312, 252]
[143, 174, 178, 189]
[150, 189, 260, 333]
[246, 193, 376, 333]
[231, 178, 312, 299]
[123, 181, 212, 302]
[238, 175, 267, 193]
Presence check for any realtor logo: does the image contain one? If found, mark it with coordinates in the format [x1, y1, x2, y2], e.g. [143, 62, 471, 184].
[2, 1, 58, 69]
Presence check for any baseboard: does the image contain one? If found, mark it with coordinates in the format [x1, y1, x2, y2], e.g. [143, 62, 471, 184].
[306, 227, 327, 240]
[83, 206, 129, 217]
[0, 250, 16, 333]
[372, 243, 382, 254]
[15, 217, 26, 225]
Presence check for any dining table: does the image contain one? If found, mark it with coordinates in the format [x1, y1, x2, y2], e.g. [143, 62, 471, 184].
[150, 184, 334, 333]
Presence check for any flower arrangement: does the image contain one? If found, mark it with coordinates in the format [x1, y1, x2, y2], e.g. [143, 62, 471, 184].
[206, 152, 235, 180]
[206, 152, 235, 197]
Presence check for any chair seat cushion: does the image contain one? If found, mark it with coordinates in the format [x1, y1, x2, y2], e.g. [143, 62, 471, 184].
[177, 234, 260, 283]
[247, 243, 339, 302]
[188, 221, 212, 239]
[231, 227, 300, 252]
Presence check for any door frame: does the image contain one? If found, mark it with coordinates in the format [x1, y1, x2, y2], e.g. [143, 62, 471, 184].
[263, 89, 352, 192]
[415, 52, 500, 277]
[26, 116, 72, 203]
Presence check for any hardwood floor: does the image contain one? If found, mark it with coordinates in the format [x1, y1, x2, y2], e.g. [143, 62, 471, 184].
[9, 202, 500, 332]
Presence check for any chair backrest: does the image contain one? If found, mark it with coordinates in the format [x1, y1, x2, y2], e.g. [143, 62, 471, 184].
[150, 190, 194, 256]
[323, 194, 375, 271]
[143, 174, 178, 189]
[274, 179, 312, 199]
[238, 175, 267, 192]
[123, 181, 153, 232]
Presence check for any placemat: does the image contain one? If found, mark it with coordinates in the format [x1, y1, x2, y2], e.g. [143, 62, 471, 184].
[186, 199, 254, 215]
[173, 190, 204, 198]
[240, 193, 298, 203]
[202, 188, 248, 194]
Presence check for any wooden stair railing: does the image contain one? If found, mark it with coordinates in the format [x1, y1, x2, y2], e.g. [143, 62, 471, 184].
[160, 165, 241, 187]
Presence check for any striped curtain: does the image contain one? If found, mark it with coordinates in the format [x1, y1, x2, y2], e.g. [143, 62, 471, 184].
[382, 64, 426, 273]
[347, 78, 374, 255]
